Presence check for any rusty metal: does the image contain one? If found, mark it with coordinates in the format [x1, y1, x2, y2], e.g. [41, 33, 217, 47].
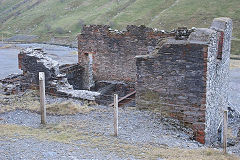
[109, 90, 136, 107]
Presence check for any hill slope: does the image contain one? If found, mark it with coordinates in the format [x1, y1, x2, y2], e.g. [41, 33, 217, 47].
[0, 0, 239, 54]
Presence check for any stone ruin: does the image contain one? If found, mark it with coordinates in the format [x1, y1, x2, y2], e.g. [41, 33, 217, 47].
[0, 17, 233, 145]
[77, 17, 233, 145]
[5, 48, 99, 100]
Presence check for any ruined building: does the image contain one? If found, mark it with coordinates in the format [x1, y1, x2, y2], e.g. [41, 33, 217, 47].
[77, 17, 233, 145]
[11, 17, 232, 145]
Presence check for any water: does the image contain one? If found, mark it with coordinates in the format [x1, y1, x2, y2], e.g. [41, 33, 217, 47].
[0, 48, 21, 79]
[0, 43, 78, 79]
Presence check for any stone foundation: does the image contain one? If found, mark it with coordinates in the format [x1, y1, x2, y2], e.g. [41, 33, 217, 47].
[11, 17, 233, 145]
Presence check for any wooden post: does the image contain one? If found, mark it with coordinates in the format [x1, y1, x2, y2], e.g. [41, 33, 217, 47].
[39, 72, 46, 124]
[1, 34, 3, 43]
[114, 94, 118, 136]
[223, 110, 228, 154]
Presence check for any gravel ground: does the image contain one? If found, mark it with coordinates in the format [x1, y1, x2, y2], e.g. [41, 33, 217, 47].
[229, 68, 240, 114]
[0, 43, 77, 79]
[0, 100, 204, 159]
[0, 107, 200, 148]
[0, 137, 121, 160]
[0, 102, 239, 159]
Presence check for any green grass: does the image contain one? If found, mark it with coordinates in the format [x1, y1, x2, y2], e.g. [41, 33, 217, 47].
[0, 0, 239, 54]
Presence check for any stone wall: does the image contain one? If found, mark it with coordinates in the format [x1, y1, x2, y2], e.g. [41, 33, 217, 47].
[59, 64, 84, 90]
[135, 18, 232, 144]
[18, 48, 100, 100]
[205, 18, 232, 145]
[18, 48, 60, 86]
[78, 25, 174, 89]
[136, 41, 208, 144]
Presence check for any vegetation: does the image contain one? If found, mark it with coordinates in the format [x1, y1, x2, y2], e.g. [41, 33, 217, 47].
[0, 90, 95, 115]
[0, 0, 239, 54]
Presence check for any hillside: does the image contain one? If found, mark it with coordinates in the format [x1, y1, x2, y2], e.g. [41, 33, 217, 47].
[0, 0, 239, 54]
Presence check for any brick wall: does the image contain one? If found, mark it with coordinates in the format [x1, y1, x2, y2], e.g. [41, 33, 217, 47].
[135, 18, 233, 144]
[136, 42, 208, 144]
[78, 25, 174, 89]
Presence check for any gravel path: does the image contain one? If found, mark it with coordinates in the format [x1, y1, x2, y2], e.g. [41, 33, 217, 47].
[0, 43, 77, 79]
[0, 105, 239, 159]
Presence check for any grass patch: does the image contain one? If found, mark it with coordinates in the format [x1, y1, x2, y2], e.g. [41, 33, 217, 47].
[0, 0, 240, 54]
[0, 0, 239, 39]
[0, 90, 95, 115]
[46, 101, 95, 115]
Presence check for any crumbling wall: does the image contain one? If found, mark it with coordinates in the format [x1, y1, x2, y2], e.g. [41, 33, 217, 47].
[78, 25, 174, 89]
[135, 17, 232, 144]
[18, 48, 100, 100]
[59, 64, 84, 90]
[18, 48, 60, 86]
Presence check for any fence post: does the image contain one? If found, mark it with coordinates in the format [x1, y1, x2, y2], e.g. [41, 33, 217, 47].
[223, 110, 228, 154]
[114, 94, 118, 136]
[39, 72, 46, 124]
